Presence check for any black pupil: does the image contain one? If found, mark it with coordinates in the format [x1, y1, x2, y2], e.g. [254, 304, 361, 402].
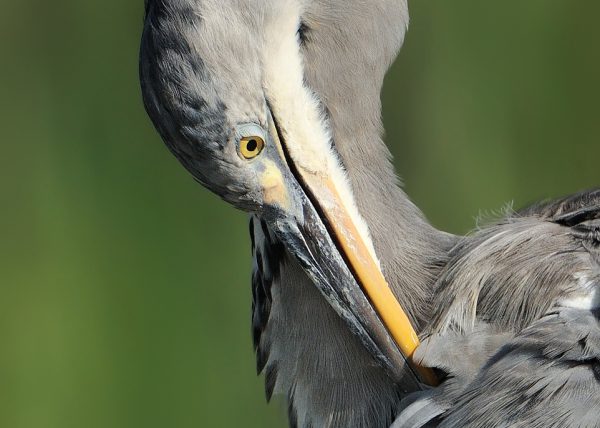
[247, 139, 258, 152]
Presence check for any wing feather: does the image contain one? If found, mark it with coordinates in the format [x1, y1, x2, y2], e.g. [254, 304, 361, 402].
[396, 190, 600, 427]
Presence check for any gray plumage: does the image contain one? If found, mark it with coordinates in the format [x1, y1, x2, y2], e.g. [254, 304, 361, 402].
[395, 309, 600, 428]
[442, 308, 599, 427]
[397, 192, 600, 426]
[430, 190, 600, 335]
[245, 2, 455, 425]
[139, 1, 599, 427]
[141, 1, 453, 426]
[395, 190, 600, 427]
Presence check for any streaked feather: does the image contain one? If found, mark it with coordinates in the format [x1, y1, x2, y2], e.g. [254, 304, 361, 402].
[396, 189, 600, 427]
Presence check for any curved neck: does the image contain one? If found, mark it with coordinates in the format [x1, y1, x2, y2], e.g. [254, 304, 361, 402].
[338, 130, 454, 329]
[252, 1, 454, 423]
[299, 0, 453, 328]
[251, 176, 451, 427]
[251, 131, 453, 427]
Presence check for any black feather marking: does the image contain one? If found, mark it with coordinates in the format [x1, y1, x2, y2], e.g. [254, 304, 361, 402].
[518, 188, 600, 221]
[554, 205, 600, 227]
[249, 217, 255, 248]
[297, 21, 309, 46]
[264, 364, 278, 402]
[519, 188, 600, 248]
[251, 257, 270, 354]
[592, 359, 600, 381]
[260, 219, 272, 244]
[250, 217, 285, 394]
[255, 338, 269, 374]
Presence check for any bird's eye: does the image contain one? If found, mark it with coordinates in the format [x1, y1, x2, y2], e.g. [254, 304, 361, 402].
[239, 136, 265, 159]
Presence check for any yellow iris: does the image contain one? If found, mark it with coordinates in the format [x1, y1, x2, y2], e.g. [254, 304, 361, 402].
[239, 136, 265, 159]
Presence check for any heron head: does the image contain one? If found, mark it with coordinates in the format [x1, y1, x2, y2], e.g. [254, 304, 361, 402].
[140, 0, 431, 386]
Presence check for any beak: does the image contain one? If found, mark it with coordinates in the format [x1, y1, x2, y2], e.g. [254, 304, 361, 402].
[263, 107, 437, 389]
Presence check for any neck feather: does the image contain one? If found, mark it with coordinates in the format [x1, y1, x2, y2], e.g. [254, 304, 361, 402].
[250, 138, 453, 426]
[250, 1, 454, 422]
[251, 218, 404, 427]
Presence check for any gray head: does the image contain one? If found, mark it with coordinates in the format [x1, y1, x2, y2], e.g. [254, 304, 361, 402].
[140, 0, 429, 384]
[141, 0, 272, 209]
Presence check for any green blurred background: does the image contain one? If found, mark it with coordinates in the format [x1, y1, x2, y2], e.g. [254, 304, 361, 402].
[1, 1, 598, 427]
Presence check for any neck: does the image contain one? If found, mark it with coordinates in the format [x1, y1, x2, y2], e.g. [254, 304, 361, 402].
[298, 0, 453, 330]
[250, 1, 454, 424]
[251, 171, 450, 427]
[251, 218, 406, 427]
[339, 134, 454, 329]
[301, 56, 452, 334]
[250, 130, 453, 427]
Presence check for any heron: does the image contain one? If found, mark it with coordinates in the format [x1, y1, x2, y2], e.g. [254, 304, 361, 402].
[139, 1, 600, 427]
